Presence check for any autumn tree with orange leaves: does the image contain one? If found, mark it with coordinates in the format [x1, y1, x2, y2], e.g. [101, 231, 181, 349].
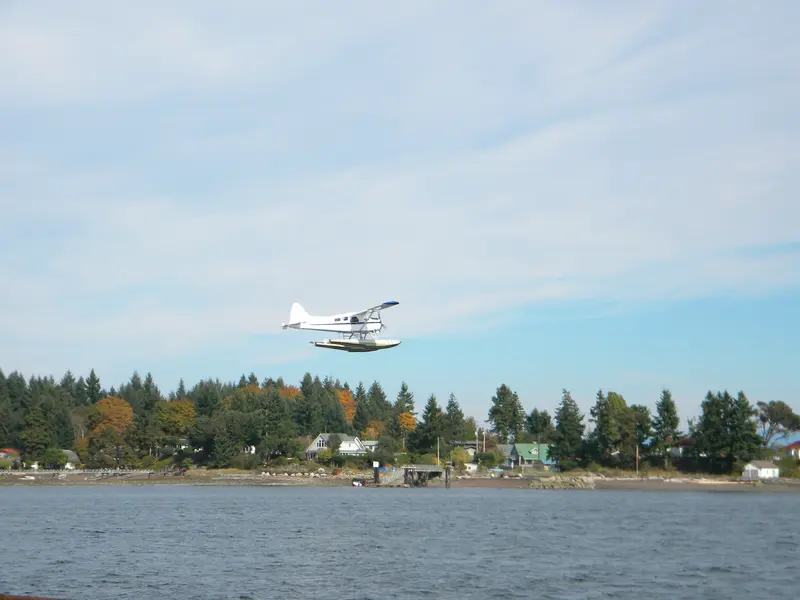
[279, 385, 301, 402]
[363, 419, 386, 439]
[337, 388, 356, 424]
[398, 412, 416, 433]
[88, 396, 134, 435]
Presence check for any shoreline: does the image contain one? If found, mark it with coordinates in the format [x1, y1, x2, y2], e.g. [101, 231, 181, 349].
[3, 471, 799, 493]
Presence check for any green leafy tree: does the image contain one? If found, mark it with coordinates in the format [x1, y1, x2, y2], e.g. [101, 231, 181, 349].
[756, 400, 800, 447]
[43, 447, 68, 469]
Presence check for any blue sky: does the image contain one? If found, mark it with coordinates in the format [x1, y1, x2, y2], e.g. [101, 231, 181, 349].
[1, 1, 798, 427]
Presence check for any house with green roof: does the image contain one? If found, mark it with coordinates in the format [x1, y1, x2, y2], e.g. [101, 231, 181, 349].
[510, 443, 555, 467]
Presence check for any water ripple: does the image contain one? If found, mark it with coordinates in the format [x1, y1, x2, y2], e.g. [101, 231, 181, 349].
[0, 486, 797, 599]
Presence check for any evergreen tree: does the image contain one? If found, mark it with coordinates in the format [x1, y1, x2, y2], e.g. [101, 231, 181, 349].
[630, 404, 652, 453]
[58, 370, 76, 405]
[366, 381, 391, 424]
[262, 389, 297, 459]
[443, 393, 465, 443]
[142, 372, 161, 412]
[395, 381, 415, 415]
[526, 408, 555, 443]
[6, 371, 29, 411]
[176, 378, 187, 400]
[409, 394, 444, 454]
[318, 377, 348, 434]
[388, 381, 416, 447]
[212, 419, 240, 467]
[550, 389, 584, 465]
[352, 382, 370, 434]
[192, 379, 223, 416]
[295, 374, 324, 436]
[74, 376, 88, 406]
[724, 391, 761, 470]
[86, 369, 102, 404]
[0, 400, 13, 447]
[52, 403, 75, 448]
[652, 388, 682, 465]
[695, 391, 729, 472]
[20, 405, 52, 460]
[487, 384, 526, 443]
[247, 372, 259, 387]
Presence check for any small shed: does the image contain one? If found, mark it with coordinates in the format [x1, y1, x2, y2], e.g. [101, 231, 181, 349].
[742, 460, 780, 481]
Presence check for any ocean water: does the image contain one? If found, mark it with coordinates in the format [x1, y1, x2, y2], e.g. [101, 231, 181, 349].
[0, 485, 797, 599]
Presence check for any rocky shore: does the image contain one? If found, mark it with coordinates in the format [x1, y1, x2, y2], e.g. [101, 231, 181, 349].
[527, 475, 595, 489]
[3, 468, 800, 493]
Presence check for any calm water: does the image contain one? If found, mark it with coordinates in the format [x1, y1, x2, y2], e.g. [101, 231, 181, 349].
[1, 485, 797, 599]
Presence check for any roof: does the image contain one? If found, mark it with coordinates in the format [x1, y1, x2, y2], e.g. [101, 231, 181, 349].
[495, 444, 512, 457]
[318, 433, 357, 442]
[62, 450, 79, 462]
[511, 443, 551, 459]
[745, 461, 778, 469]
[786, 441, 800, 449]
[0, 448, 20, 455]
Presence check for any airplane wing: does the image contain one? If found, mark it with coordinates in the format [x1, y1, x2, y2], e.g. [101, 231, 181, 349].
[353, 301, 399, 321]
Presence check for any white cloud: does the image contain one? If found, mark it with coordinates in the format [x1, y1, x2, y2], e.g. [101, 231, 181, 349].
[1, 1, 799, 378]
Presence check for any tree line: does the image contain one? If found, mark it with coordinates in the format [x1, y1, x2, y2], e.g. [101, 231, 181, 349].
[486, 383, 800, 474]
[0, 367, 478, 470]
[1, 366, 797, 474]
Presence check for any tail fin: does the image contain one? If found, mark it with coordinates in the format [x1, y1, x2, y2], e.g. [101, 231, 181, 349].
[288, 302, 309, 325]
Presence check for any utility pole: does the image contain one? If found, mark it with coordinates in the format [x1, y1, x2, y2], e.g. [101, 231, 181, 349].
[437, 436, 440, 465]
[635, 444, 639, 475]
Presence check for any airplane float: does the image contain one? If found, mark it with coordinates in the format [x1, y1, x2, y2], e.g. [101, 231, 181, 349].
[281, 301, 401, 352]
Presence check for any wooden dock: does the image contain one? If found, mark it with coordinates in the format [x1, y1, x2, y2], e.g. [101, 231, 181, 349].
[402, 464, 452, 488]
[356, 464, 453, 488]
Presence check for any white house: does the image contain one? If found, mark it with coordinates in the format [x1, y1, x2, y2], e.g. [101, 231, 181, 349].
[305, 433, 367, 459]
[361, 441, 378, 453]
[742, 460, 780, 481]
[62, 449, 80, 470]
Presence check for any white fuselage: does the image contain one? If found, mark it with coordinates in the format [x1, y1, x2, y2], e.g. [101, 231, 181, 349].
[283, 312, 383, 336]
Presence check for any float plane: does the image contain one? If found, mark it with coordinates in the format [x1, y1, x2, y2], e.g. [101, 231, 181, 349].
[281, 301, 401, 352]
